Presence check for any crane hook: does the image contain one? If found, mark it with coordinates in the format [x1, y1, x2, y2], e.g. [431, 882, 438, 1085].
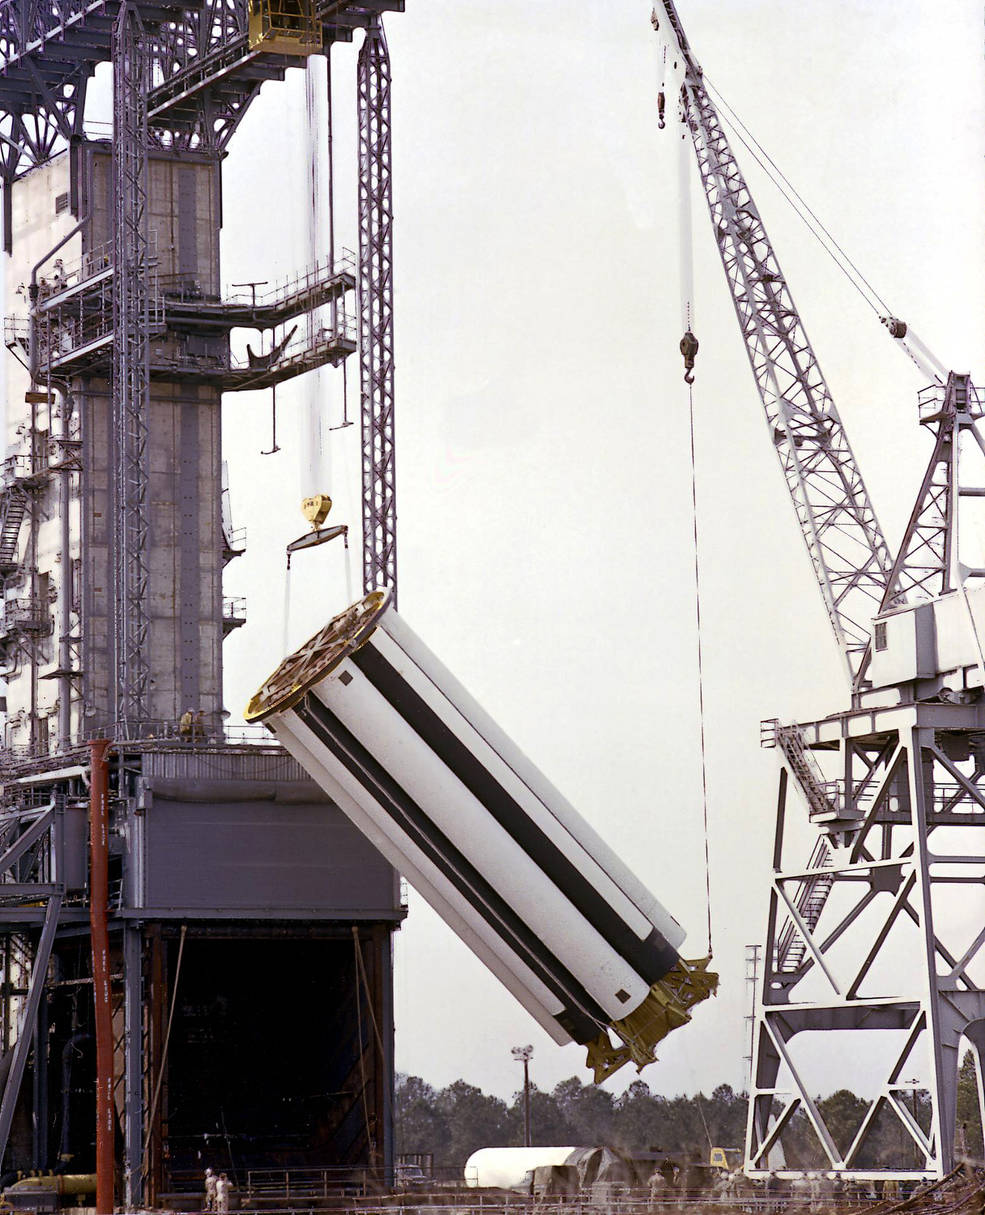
[680, 329, 699, 384]
[658, 91, 666, 130]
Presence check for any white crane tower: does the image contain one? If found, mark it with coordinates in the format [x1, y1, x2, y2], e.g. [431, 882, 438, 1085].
[654, 0, 985, 1184]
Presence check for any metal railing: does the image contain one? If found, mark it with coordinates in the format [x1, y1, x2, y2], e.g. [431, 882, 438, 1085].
[223, 523, 248, 552]
[223, 251, 356, 306]
[0, 437, 82, 487]
[918, 380, 983, 424]
[228, 306, 357, 366]
[0, 724, 281, 775]
[1, 598, 51, 634]
[776, 725, 839, 819]
[223, 594, 247, 619]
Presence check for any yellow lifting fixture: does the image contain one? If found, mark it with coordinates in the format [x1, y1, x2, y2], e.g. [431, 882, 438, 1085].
[286, 494, 348, 565]
[247, 0, 322, 56]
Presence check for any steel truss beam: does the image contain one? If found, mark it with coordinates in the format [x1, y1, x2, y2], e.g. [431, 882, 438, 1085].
[747, 705, 985, 1180]
[112, 0, 152, 730]
[145, 2, 403, 149]
[880, 374, 984, 608]
[357, 15, 396, 604]
[0, 803, 65, 1169]
[678, 72, 893, 689]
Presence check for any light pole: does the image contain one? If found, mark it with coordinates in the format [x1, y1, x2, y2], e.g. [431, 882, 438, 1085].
[512, 1044, 533, 1147]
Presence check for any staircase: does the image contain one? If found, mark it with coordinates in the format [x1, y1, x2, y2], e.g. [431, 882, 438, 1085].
[0, 489, 27, 573]
[777, 724, 839, 818]
[775, 835, 835, 975]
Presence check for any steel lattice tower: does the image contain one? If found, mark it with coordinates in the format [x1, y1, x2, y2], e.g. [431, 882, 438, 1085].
[112, 0, 152, 730]
[357, 16, 397, 606]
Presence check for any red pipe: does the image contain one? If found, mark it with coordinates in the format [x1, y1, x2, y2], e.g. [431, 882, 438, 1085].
[88, 739, 114, 1214]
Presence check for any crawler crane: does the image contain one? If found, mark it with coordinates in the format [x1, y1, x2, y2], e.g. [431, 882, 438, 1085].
[653, 0, 985, 1184]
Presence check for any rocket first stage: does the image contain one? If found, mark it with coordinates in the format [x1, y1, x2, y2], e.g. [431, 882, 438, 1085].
[246, 591, 716, 1081]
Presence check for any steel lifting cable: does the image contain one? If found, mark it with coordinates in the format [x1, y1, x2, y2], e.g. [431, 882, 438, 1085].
[704, 75, 892, 323]
[303, 64, 325, 483]
[682, 378, 714, 957]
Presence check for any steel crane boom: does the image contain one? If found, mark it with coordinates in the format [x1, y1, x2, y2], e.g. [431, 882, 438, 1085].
[653, 1, 894, 690]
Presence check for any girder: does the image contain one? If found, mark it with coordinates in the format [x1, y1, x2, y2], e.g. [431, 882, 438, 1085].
[749, 708, 985, 1180]
[112, 0, 152, 729]
[655, 0, 894, 690]
[879, 374, 983, 608]
[357, 15, 396, 605]
[682, 75, 893, 686]
[0, 0, 403, 159]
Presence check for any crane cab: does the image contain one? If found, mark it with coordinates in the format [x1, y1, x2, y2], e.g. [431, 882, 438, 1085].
[247, 0, 321, 56]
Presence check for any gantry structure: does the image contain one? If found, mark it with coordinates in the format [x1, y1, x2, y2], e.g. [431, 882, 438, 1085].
[0, 0, 405, 1203]
[655, 0, 985, 1183]
[1, 0, 400, 731]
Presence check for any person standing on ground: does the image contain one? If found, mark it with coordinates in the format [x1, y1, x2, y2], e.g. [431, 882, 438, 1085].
[216, 1173, 231, 1214]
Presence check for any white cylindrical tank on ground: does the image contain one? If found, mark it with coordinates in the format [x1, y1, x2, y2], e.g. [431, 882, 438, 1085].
[246, 590, 717, 1080]
[464, 1147, 579, 1189]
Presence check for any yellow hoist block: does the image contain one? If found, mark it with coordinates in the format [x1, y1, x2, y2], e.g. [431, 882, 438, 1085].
[247, 0, 322, 56]
[301, 494, 332, 530]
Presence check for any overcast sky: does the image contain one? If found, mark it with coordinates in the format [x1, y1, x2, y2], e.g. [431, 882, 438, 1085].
[217, 1, 985, 1105]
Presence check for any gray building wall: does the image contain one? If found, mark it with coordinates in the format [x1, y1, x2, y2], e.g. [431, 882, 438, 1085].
[82, 147, 225, 734]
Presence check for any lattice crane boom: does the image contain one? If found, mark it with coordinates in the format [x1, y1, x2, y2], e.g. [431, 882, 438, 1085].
[654, 1, 894, 690]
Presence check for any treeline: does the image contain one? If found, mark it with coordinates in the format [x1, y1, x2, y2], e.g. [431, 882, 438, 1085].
[397, 1076, 744, 1171]
[396, 1052, 985, 1173]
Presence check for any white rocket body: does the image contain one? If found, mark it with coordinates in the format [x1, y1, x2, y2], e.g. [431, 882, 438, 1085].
[248, 592, 689, 1053]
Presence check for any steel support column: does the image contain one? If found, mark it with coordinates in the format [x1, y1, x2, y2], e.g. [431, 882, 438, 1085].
[746, 706, 985, 1181]
[378, 924, 395, 1184]
[123, 925, 144, 1210]
[89, 739, 114, 1214]
[112, 0, 152, 731]
[357, 16, 397, 605]
[0, 896, 62, 1168]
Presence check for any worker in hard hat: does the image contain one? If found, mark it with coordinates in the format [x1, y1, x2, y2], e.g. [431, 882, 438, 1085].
[216, 1173, 231, 1214]
[203, 1168, 217, 1213]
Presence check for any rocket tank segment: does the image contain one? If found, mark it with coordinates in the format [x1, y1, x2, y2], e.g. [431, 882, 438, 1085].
[246, 590, 717, 1081]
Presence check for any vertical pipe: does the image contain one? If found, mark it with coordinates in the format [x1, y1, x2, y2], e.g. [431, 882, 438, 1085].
[57, 386, 73, 751]
[28, 391, 39, 751]
[123, 925, 143, 1210]
[326, 47, 336, 334]
[89, 738, 114, 1213]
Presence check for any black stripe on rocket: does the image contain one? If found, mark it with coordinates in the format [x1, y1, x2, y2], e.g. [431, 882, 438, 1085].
[296, 693, 607, 1045]
[351, 645, 680, 985]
